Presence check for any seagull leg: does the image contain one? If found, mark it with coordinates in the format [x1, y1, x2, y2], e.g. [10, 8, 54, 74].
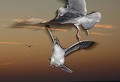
[76, 30, 81, 41]
[85, 30, 89, 36]
[74, 24, 81, 41]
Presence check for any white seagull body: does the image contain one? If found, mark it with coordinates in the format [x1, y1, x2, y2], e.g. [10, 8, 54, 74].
[47, 28, 95, 73]
[49, 0, 101, 41]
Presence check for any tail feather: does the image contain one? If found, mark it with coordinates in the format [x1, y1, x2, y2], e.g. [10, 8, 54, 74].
[81, 12, 101, 30]
[61, 65, 73, 73]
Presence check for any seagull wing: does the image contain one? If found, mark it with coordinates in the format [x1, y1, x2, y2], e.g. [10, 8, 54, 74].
[65, 41, 95, 56]
[49, 0, 87, 23]
[47, 28, 55, 43]
[68, 0, 87, 16]
[50, 12, 80, 23]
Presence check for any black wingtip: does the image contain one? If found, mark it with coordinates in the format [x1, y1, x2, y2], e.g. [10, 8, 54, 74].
[88, 41, 98, 50]
[79, 41, 96, 49]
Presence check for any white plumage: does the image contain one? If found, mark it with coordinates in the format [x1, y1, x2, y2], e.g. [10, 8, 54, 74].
[47, 28, 95, 73]
[49, 0, 101, 41]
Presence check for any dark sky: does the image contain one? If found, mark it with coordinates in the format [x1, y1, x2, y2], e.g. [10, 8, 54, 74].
[0, 0, 120, 82]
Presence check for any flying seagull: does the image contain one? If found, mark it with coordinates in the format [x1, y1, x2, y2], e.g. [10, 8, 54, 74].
[13, 0, 101, 41]
[48, 0, 101, 41]
[47, 28, 95, 73]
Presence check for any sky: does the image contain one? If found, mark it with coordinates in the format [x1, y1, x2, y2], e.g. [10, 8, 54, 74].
[0, 0, 120, 82]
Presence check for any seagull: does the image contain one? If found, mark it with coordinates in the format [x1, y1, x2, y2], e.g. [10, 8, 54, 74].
[48, 0, 101, 41]
[47, 28, 95, 73]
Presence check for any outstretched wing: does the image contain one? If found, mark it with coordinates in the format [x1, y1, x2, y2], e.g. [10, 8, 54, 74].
[50, 0, 87, 23]
[68, 0, 87, 16]
[60, 65, 73, 73]
[65, 41, 95, 56]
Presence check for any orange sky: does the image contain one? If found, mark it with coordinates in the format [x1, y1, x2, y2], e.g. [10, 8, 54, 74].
[0, 0, 120, 82]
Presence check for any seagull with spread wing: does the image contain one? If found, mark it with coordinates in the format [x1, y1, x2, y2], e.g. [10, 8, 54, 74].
[13, 0, 101, 41]
[48, 0, 101, 41]
[47, 28, 95, 73]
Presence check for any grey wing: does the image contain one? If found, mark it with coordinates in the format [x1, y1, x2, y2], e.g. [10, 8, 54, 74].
[50, 12, 80, 23]
[65, 41, 95, 56]
[46, 28, 55, 43]
[68, 0, 87, 15]
[49, 0, 87, 23]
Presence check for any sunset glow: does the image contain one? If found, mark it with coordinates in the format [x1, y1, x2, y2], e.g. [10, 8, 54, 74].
[0, 0, 119, 82]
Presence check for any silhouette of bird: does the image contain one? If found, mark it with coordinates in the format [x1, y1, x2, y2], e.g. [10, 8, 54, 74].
[48, 0, 101, 41]
[47, 28, 95, 73]
[25, 44, 32, 48]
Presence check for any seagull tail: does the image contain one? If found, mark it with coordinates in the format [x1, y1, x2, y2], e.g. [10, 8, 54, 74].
[61, 65, 73, 73]
[81, 12, 101, 30]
